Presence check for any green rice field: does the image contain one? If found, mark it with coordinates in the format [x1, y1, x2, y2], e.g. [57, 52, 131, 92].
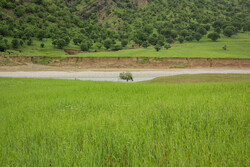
[0, 77, 249, 166]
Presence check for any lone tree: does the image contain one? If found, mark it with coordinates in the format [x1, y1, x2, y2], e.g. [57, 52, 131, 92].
[207, 32, 220, 41]
[119, 72, 133, 82]
[154, 44, 162, 52]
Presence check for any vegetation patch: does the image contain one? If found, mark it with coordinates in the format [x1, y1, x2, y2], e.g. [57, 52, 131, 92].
[137, 57, 150, 64]
[171, 63, 188, 68]
[144, 74, 250, 84]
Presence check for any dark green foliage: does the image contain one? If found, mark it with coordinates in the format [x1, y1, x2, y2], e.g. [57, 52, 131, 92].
[208, 32, 220, 42]
[37, 30, 45, 41]
[180, 30, 189, 38]
[0, 40, 7, 52]
[112, 44, 122, 51]
[104, 39, 113, 50]
[96, 42, 102, 49]
[0, 0, 248, 52]
[20, 40, 24, 46]
[41, 43, 44, 48]
[142, 41, 150, 48]
[27, 38, 32, 46]
[243, 22, 250, 32]
[154, 44, 161, 52]
[197, 27, 207, 36]
[185, 35, 193, 42]
[164, 44, 171, 50]
[11, 39, 19, 49]
[194, 33, 202, 41]
[178, 36, 184, 43]
[121, 39, 128, 47]
[80, 42, 89, 51]
[214, 27, 221, 34]
[223, 26, 235, 37]
[148, 34, 158, 46]
[52, 39, 66, 49]
[204, 24, 210, 31]
[166, 38, 173, 44]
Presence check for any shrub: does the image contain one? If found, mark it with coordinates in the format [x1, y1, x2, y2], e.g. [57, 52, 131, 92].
[185, 35, 193, 42]
[112, 44, 122, 51]
[41, 43, 44, 48]
[142, 41, 150, 48]
[194, 33, 202, 41]
[11, 39, 19, 49]
[121, 39, 128, 47]
[80, 42, 89, 51]
[197, 27, 207, 35]
[223, 26, 235, 37]
[154, 44, 161, 52]
[0, 41, 7, 52]
[214, 27, 221, 34]
[222, 45, 227, 50]
[166, 38, 173, 44]
[27, 38, 32, 46]
[96, 42, 102, 49]
[178, 36, 184, 43]
[104, 39, 113, 50]
[164, 44, 171, 50]
[119, 72, 133, 82]
[207, 32, 220, 41]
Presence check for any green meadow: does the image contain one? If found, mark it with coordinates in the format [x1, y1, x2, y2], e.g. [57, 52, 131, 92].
[3, 32, 250, 59]
[0, 76, 249, 166]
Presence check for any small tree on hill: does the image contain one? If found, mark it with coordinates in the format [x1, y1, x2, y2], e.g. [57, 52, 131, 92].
[223, 26, 235, 37]
[11, 38, 19, 49]
[214, 27, 221, 34]
[27, 38, 33, 46]
[164, 44, 171, 50]
[197, 27, 207, 36]
[80, 42, 89, 51]
[207, 32, 220, 41]
[178, 36, 184, 43]
[104, 38, 113, 50]
[119, 72, 133, 82]
[142, 41, 150, 48]
[41, 43, 44, 48]
[121, 39, 128, 47]
[194, 33, 202, 41]
[154, 44, 161, 52]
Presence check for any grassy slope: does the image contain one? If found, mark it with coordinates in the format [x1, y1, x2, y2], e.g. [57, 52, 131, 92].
[2, 32, 250, 58]
[144, 74, 250, 84]
[0, 78, 248, 166]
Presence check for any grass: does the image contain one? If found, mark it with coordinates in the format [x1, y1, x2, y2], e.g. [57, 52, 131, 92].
[0, 77, 249, 166]
[144, 74, 250, 84]
[1, 32, 250, 58]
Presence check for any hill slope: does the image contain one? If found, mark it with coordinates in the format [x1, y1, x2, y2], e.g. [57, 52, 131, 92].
[0, 0, 249, 53]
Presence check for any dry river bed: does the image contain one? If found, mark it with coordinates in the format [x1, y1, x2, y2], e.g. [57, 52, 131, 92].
[0, 64, 250, 82]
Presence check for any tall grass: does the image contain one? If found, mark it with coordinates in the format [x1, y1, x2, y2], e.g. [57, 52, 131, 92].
[0, 78, 249, 166]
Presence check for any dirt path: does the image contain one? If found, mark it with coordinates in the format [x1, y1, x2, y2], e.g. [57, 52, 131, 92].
[0, 68, 249, 78]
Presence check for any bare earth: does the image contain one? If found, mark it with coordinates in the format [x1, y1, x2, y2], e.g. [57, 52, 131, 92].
[0, 64, 249, 78]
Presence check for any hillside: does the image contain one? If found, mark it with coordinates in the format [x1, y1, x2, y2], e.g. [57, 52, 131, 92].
[0, 0, 249, 53]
